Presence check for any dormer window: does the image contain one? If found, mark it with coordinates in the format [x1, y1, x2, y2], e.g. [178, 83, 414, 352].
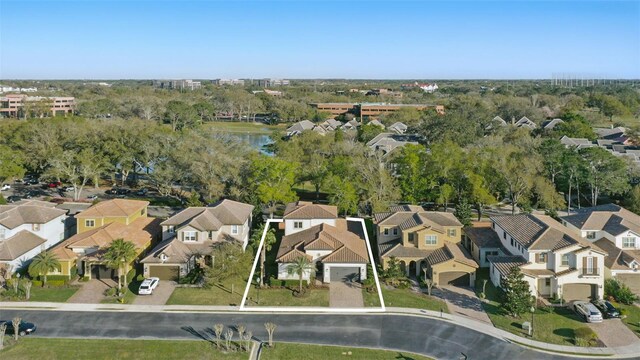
[622, 237, 636, 248]
[393, 228, 398, 236]
[447, 229, 456, 237]
[384, 228, 389, 235]
[294, 221, 303, 229]
[561, 254, 569, 266]
[231, 225, 239, 235]
[184, 231, 197, 242]
[537, 253, 547, 263]
[168, 226, 175, 234]
[586, 231, 596, 240]
[85, 219, 95, 227]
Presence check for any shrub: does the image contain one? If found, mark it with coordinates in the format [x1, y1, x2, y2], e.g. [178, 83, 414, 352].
[574, 326, 597, 346]
[32, 280, 43, 287]
[46, 275, 70, 284]
[605, 278, 639, 305]
[136, 274, 145, 282]
[80, 276, 90, 282]
[47, 280, 66, 287]
[104, 287, 118, 297]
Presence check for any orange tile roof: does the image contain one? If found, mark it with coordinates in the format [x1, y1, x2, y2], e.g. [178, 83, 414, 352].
[76, 199, 149, 219]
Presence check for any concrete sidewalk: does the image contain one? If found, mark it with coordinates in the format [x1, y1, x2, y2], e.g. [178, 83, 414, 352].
[3, 301, 640, 358]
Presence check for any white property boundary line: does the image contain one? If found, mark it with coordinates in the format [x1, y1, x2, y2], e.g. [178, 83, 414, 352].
[240, 218, 386, 312]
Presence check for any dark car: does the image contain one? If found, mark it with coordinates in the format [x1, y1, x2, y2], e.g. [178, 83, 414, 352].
[591, 300, 620, 319]
[1, 320, 37, 336]
[7, 195, 22, 203]
[25, 190, 43, 199]
[135, 188, 148, 196]
[107, 188, 130, 197]
[25, 177, 39, 185]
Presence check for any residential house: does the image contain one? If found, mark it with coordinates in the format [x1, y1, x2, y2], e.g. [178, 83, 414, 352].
[277, 202, 369, 283]
[374, 205, 478, 286]
[140, 199, 254, 280]
[49, 199, 161, 279]
[560, 136, 596, 149]
[340, 119, 360, 131]
[595, 126, 628, 143]
[286, 120, 315, 136]
[485, 116, 507, 131]
[320, 119, 342, 131]
[514, 116, 537, 129]
[462, 222, 508, 268]
[542, 118, 564, 130]
[488, 213, 605, 301]
[367, 119, 385, 129]
[0, 200, 67, 273]
[367, 133, 419, 158]
[388, 122, 408, 134]
[561, 204, 640, 292]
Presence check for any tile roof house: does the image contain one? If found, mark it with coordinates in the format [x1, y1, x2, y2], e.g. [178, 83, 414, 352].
[282, 201, 338, 236]
[388, 122, 408, 134]
[485, 116, 507, 131]
[514, 116, 537, 129]
[486, 213, 606, 301]
[542, 118, 564, 130]
[374, 206, 478, 286]
[276, 218, 370, 283]
[561, 205, 640, 292]
[0, 202, 67, 273]
[462, 222, 509, 268]
[560, 135, 596, 149]
[48, 199, 160, 279]
[366, 133, 419, 158]
[367, 119, 385, 129]
[141, 199, 254, 280]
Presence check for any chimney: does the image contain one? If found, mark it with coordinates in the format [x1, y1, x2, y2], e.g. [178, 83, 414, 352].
[511, 117, 515, 125]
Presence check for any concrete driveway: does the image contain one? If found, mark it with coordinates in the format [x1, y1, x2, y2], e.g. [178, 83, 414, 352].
[132, 281, 176, 305]
[329, 281, 364, 308]
[432, 285, 492, 324]
[67, 279, 116, 304]
[589, 318, 639, 347]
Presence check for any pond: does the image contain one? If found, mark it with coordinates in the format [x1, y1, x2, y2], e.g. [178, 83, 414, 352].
[222, 132, 275, 155]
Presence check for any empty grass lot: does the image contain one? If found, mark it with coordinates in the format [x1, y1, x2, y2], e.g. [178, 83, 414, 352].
[0, 338, 246, 360]
[374, 285, 448, 312]
[261, 343, 433, 360]
[167, 276, 246, 306]
[475, 269, 596, 346]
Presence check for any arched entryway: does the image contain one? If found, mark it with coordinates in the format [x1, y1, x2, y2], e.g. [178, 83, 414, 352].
[399, 261, 407, 275]
[409, 261, 417, 277]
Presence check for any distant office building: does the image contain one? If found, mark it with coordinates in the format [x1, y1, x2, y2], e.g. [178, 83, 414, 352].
[400, 82, 439, 93]
[253, 78, 290, 87]
[310, 102, 445, 117]
[0, 85, 38, 93]
[0, 94, 76, 118]
[213, 79, 246, 86]
[153, 79, 202, 90]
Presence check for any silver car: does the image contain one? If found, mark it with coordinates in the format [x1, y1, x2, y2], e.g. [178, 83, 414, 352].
[573, 301, 603, 323]
[138, 277, 159, 295]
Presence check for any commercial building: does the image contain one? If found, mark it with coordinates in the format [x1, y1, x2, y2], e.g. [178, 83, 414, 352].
[153, 79, 202, 90]
[213, 79, 246, 86]
[253, 79, 290, 87]
[0, 94, 76, 118]
[310, 102, 445, 117]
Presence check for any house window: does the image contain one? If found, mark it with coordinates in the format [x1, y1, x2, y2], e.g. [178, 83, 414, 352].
[231, 225, 239, 235]
[85, 219, 95, 227]
[586, 231, 596, 240]
[622, 237, 636, 248]
[425, 235, 437, 245]
[168, 226, 175, 234]
[184, 231, 197, 242]
[561, 254, 569, 266]
[491, 223, 495, 229]
[447, 229, 457, 237]
[545, 278, 551, 286]
[383, 228, 389, 235]
[537, 253, 547, 263]
[208, 231, 214, 240]
[510, 238, 514, 247]
[0, 228, 5, 240]
[32, 223, 41, 231]
[294, 221, 303, 229]
[484, 250, 498, 263]
[503, 232, 506, 239]
[393, 228, 398, 235]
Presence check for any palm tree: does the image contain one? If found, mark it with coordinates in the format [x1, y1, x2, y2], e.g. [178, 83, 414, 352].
[252, 223, 276, 287]
[286, 256, 314, 294]
[103, 238, 138, 293]
[28, 251, 60, 286]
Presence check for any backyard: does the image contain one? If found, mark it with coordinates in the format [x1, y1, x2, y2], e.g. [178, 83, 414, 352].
[475, 269, 596, 346]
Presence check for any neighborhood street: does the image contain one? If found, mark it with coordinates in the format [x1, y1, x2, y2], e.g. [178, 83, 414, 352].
[1, 309, 572, 360]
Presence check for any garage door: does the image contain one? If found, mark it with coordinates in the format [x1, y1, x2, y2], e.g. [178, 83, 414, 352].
[563, 284, 596, 302]
[330, 267, 360, 282]
[439, 272, 470, 286]
[91, 265, 115, 280]
[149, 266, 180, 281]
[616, 274, 640, 295]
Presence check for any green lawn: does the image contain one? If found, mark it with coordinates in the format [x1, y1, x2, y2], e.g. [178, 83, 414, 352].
[203, 121, 284, 134]
[246, 286, 329, 307]
[475, 269, 594, 346]
[0, 338, 247, 360]
[261, 343, 432, 360]
[613, 301, 640, 338]
[0, 286, 79, 303]
[167, 276, 246, 306]
[362, 288, 382, 307]
[378, 285, 448, 312]
[101, 274, 142, 304]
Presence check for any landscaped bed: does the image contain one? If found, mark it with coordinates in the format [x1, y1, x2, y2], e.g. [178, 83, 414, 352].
[0, 338, 246, 360]
[246, 286, 330, 307]
[261, 342, 433, 360]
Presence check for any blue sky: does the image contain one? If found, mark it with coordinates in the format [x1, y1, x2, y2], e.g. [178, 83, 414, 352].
[1, 1, 638, 79]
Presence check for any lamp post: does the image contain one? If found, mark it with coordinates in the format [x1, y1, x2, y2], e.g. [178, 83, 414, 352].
[530, 306, 536, 337]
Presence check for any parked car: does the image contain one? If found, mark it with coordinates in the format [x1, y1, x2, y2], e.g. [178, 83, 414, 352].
[591, 299, 620, 319]
[25, 190, 42, 199]
[1, 184, 10, 191]
[49, 197, 66, 204]
[42, 181, 61, 189]
[573, 301, 603, 323]
[87, 194, 98, 201]
[138, 277, 160, 295]
[135, 188, 148, 196]
[6, 195, 21, 203]
[1, 320, 37, 336]
[63, 186, 75, 192]
[25, 178, 39, 185]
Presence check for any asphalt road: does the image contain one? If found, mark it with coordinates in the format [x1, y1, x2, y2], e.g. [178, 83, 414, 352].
[0, 310, 570, 360]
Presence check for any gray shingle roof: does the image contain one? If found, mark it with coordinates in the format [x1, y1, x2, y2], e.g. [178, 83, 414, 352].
[561, 205, 640, 235]
[0, 230, 47, 261]
[161, 200, 254, 230]
[424, 242, 478, 268]
[0, 204, 66, 229]
[488, 255, 528, 276]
